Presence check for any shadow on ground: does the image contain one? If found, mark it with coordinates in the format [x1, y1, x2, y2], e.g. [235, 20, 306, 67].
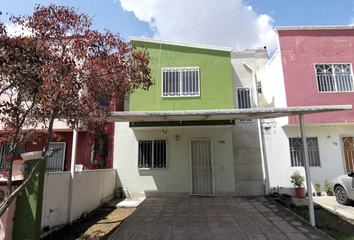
[43, 200, 135, 240]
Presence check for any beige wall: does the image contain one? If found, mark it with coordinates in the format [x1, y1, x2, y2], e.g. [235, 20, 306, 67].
[41, 169, 115, 230]
[114, 122, 236, 197]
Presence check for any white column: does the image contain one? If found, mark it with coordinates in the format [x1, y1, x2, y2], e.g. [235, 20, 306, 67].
[67, 127, 78, 223]
[299, 114, 316, 227]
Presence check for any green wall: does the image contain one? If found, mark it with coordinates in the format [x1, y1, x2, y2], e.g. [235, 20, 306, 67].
[130, 41, 234, 111]
[12, 159, 45, 240]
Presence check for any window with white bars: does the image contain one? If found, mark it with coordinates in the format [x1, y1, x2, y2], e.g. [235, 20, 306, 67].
[0, 144, 26, 171]
[289, 137, 321, 167]
[237, 87, 253, 122]
[315, 64, 354, 92]
[162, 67, 200, 97]
[237, 87, 251, 109]
[138, 140, 167, 169]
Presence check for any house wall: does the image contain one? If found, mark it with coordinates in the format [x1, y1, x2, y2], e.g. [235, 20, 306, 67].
[41, 169, 115, 230]
[261, 50, 288, 109]
[130, 41, 234, 111]
[231, 49, 268, 196]
[0, 186, 17, 240]
[113, 122, 235, 197]
[278, 29, 354, 124]
[25, 125, 115, 171]
[263, 121, 354, 195]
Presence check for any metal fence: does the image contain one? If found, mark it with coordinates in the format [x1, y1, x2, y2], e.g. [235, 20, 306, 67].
[45, 142, 66, 172]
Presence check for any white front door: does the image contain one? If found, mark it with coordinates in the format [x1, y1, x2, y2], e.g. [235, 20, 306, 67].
[190, 139, 214, 196]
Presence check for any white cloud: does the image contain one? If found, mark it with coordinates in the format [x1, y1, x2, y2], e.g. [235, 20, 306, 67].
[119, 0, 277, 52]
[5, 23, 33, 37]
[350, 16, 354, 26]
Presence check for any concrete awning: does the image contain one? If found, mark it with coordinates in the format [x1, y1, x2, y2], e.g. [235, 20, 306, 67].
[106, 105, 352, 122]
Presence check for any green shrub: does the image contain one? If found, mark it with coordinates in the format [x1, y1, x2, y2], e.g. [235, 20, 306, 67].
[290, 171, 305, 188]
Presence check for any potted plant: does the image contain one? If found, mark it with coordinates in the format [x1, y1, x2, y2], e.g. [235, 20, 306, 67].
[290, 171, 305, 198]
[325, 181, 334, 196]
[315, 183, 321, 196]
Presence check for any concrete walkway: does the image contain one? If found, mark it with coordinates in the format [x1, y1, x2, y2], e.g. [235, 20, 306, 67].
[108, 197, 330, 240]
[314, 195, 354, 221]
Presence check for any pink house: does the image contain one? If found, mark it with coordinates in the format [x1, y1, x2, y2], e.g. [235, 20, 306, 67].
[261, 26, 354, 195]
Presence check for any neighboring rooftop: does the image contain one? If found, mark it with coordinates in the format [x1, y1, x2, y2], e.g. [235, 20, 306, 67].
[129, 36, 233, 52]
[275, 25, 354, 32]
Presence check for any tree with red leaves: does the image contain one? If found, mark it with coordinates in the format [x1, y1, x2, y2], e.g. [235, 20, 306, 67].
[0, 4, 153, 217]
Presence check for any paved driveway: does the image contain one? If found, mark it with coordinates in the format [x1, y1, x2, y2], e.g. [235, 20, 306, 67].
[314, 196, 354, 221]
[109, 197, 330, 240]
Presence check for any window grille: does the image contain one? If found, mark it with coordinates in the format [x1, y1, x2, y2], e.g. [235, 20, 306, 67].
[0, 144, 26, 171]
[162, 67, 200, 97]
[237, 87, 251, 109]
[237, 87, 253, 122]
[315, 64, 354, 92]
[138, 140, 166, 169]
[289, 137, 321, 167]
[45, 142, 66, 172]
[257, 81, 262, 93]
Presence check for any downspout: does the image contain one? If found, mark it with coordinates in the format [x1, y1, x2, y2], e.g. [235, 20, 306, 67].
[242, 61, 269, 196]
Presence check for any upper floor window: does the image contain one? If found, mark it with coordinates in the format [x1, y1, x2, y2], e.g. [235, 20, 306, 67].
[315, 64, 354, 92]
[162, 67, 200, 97]
[237, 87, 253, 122]
[237, 87, 251, 109]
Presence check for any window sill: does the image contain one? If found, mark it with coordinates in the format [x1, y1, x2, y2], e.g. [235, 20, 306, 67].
[138, 168, 167, 170]
[162, 95, 200, 98]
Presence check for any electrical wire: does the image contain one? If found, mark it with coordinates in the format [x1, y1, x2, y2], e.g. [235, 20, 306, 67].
[161, 0, 261, 40]
[300, 4, 354, 25]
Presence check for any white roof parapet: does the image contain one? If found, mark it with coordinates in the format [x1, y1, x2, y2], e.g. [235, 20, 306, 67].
[129, 37, 233, 52]
[107, 105, 352, 122]
[275, 25, 354, 32]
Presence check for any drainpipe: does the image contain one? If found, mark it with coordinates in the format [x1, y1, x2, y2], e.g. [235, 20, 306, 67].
[242, 62, 269, 196]
[67, 127, 78, 223]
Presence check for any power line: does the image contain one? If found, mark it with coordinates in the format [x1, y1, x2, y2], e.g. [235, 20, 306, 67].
[301, 4, 354, 25]
[161, 0, 261, 40]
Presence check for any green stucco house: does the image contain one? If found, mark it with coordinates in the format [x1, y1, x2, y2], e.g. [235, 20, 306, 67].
[113, 37, 268, 197]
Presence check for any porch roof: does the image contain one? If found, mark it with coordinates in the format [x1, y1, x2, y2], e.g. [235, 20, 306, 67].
[106, 105, 352, 122]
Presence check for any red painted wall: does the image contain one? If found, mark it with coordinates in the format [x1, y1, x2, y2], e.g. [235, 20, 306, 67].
[25, 127, 114, 171]
[278, 29, 354, 124]
[23, 99, 121, 170]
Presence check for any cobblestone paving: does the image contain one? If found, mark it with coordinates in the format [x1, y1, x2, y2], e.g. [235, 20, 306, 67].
[108, 197, 330, 240]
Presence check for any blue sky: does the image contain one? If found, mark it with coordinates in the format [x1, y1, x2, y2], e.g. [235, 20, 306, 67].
[1, 0, 354, 53]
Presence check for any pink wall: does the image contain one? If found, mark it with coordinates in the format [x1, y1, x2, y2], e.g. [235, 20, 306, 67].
[278, 29, 354, 124]
[0, 185, 17, 240]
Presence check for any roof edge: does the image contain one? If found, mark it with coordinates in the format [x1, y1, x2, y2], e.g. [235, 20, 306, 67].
[275, 25, 354, 32]
[129, 37, 233, 52]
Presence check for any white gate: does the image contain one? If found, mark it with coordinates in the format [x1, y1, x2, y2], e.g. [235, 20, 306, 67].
[190, 139, 214, 196]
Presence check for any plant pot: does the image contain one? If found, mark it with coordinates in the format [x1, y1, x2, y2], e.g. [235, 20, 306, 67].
[295, 188, 305, 198]
[280, 193, 292, 204]
[316, 192, 321, 196]
[326, 191, 334, 196]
